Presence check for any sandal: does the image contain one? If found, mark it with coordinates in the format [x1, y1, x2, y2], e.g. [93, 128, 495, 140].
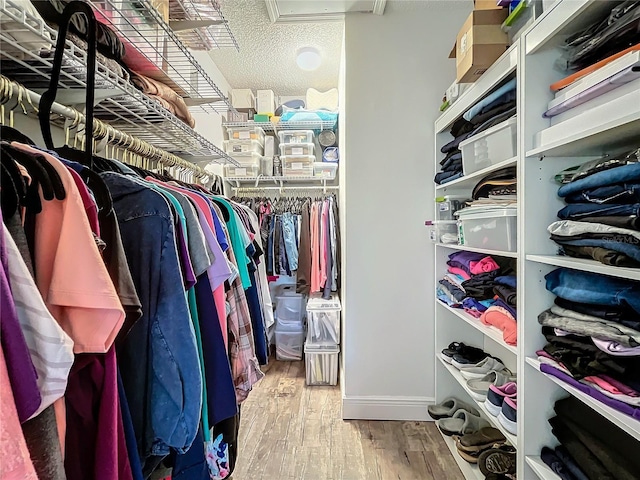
[437, 409, 490, 436]
[478, 445, 517, 476]
[455, 427, 506, 452]
[428, 397, 479, 420]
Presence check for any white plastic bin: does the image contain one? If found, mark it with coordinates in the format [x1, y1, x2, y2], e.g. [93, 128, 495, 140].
[282, 155, 315, 177]
[278, 130, 314, 144]
[427, 221, 458, 244]
[305, 344, 339, 386]
[275, 294, 304, 328]
[280, 143, 314, 156]
[458, 209, 517, 252]
[436, 195, 468, 221]
[276, 328, 304, 361]
[306, 294, 341, 346]
[224, 164, 259, 177]
[313, 162, 338, 180]
[459, 117, 517, 176]
[223, 139, 263, 155]
[227, 126, 266, 145]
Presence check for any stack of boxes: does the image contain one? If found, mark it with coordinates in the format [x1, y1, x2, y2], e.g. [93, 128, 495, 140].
[274, 288, 305, 361]
[278, 130, 315, 177]
[304, 294, 341, 386]
[223, 126, 266, 177]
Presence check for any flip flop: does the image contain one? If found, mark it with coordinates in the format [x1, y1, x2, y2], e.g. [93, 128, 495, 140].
[437, 409, 490, 436]
[455, 427, 506, 452]
[427, 397, 480, 420]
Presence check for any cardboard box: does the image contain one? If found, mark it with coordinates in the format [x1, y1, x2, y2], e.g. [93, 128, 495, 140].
[449, 9, 509, 83]
[231, 89, 255, 112]
[474, 0, 503, 10]
[256, 90, 275, 115]
[149, 0, 169, 22]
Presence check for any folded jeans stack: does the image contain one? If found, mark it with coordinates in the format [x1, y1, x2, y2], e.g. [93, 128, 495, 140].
[553, 149, 640, 266]
[538, 268, 640, 420]
[434, 79, 517, 185]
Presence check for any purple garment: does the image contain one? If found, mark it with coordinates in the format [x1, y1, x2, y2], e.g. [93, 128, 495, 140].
[493, 297, 517, 320]
[0, 214, 41, 422]
[540, 363, 640, 420]
[462, 297, 491, 312]
[592, 338, 640, 356]
[191, 201, 231, 291]
[209, 205, 229, 253]
[447, 251, 488, 276]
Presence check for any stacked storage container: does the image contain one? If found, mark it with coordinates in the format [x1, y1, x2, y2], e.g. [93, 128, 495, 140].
[305, 294, 341, 386]
[274, 286, 305, 361]
[278, 130, 315, 177]
[223, 126, 266, 177]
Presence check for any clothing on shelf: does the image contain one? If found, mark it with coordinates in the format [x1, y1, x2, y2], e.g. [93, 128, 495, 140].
[1, 130, 274, 479]
[233, 194, 341, 299]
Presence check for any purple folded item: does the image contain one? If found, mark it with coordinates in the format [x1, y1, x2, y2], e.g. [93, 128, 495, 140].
[493, 297, 517, 320]
[540, 363, 640, 420]
[592, 338, 640, 357]
[496, 0, 510, 5]
[447, 251, 488, 275]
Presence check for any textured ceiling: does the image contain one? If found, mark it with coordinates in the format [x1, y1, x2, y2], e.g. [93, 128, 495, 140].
[209, 0, 343, 96]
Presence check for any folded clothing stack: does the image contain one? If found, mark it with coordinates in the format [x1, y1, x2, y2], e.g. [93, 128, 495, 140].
[538, 267, 640, 420]
[435, 79, 517, 185]
[539, 396, 640, 480]
[552, 148, 640, 267]
[437, 251, 517, 345]
[130, 71, 196, 128]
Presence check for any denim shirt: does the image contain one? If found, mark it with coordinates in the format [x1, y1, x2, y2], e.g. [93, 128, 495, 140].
[101, 173, 202, 465]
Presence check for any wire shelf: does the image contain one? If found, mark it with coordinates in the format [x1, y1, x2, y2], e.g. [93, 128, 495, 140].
[223, 120, 339, 132]
[84, 0, 232, 112]
[0, 0, 237, 163]
[226, 175, 333, 183]
[169, 0, 238, 51]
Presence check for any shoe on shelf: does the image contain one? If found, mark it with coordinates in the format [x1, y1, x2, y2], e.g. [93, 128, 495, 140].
[483, 474, 513, 480]
[460, 357, 510, 380]
[427, 397, 479, 420]
[467, 371, 515, 402]
[478, 445, 517, 476]
[486, 382, 517, 417]
[450, 350, 490, 370]
[497, 397, 517, 436]
[454, 427, 506, 452]
[441, 342, 486, 365]
[436, 408, 491, 437]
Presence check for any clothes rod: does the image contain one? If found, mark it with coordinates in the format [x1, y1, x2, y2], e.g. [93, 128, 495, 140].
[0, 74, 210, 180]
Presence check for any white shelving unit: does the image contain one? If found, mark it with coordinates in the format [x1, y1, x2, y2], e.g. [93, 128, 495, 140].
[431, 2, 640, 478]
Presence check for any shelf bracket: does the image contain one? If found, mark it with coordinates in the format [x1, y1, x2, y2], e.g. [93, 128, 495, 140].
[279, 179, 283, 194]
[254, 175, 263, 188]
[322, 179, 327, 194]
[234, 179, 240, 189]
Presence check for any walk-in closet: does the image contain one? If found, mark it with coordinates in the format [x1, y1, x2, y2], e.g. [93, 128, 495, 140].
[1, 0, 639, 479]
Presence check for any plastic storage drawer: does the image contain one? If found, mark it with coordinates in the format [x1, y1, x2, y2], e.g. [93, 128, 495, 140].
[224, 164, 259, 177]
[223, 139, 263, 155]
[427, 221, 458, 244]
[436, 195, 468, 221]
[459, 117, 517, 176]
[280, 143, 314, 156]
[305, 344, 339, 386]
[282, 155, 314, 177]
[306, 294, 341, 346]
[278, 130, 314, 144]
[313, 162, 337, 180]
[458, 209, 517, 252]
[275, 328, 304, 361]
[275, 294, 304, 328]
[227, 126, 266, 145]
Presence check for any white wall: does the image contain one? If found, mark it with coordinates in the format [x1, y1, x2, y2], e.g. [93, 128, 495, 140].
[341, 0, 471, 420]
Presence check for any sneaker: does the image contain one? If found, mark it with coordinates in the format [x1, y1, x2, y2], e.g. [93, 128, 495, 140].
[450, 350, 490, 370]
[460, 357, 509, 380]
[441, 343, 486, 365]
[486, 382, 517, 417]
[466, 371, 515, 402]
[497, 397, 517, 436]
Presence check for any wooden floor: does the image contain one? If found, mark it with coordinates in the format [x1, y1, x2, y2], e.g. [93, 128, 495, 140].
[231, 360, 464, 480]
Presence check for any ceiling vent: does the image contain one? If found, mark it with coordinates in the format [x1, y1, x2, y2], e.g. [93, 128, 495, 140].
[265, 0, 386, 23]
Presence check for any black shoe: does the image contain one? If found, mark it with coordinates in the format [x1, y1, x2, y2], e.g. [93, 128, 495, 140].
[478, 445, 516, 476]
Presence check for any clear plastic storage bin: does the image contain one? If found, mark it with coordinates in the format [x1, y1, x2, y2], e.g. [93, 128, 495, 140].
[459, 117, 517, 176]
[278, 130, 314, 144]
[223, 139, 263, 155]
[224, 164, 260, 177]
[306, 294, 341, 346]
[276, 328, 304, 361]
[282, 155, 315, 177]
[227, 126, 266, 145]
[427, 221, 458, 244]
[436, 195, 468, 221]
[458, 209, 517, 252]
[305, 344, 339, 386]
[275, 294, 305, 329]
[280, 143, 314, 156]
[260, 156, 274, 176]
[313, 162, 338, 180]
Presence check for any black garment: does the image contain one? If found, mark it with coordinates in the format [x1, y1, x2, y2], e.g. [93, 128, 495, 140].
[297, 202, 312, 295]
[551, 231, 640, 245]
[443, 159, 463, 172]
[441, 131, 474, 154]
[579, 214, 640, 230]
[439, 279, 466, 302]
[541, 447, 577, 480]
[470, 98, 517, 127]
[555, 446, 590, 480]
[472, 167, 517, 199]
[554, 296, 640, 330]
[493, 284, 516, 306]
[451, 117, 474, 138]
[469, 108, 516, 137]
[560, 244, 640, 267]
[439, 150, 462, 166]
[554, 396, 640, 479]
[435, 169, 463, 184]
[212, 411, 241, 477]
[22, 406, 67, 480]
[566, 149, 640, 184]
[461, 270, 500, 300]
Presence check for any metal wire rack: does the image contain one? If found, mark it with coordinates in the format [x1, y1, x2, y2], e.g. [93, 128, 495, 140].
[0, 0, 237, 163]
[225, 174, 339, 193]
[169, 0, 238, 51]
[223, 120, 339, 132]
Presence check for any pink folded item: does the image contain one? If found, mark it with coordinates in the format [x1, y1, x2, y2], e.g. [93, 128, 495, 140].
[447, 266, 471, 280]
[469, 256, 500, 275]
[584, 375, 639, 397]
[463, 308, 483, 318]
[480, 306, 517, 345]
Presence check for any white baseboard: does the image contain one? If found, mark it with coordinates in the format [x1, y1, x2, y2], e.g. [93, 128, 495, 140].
[342, 395, 435, 421]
